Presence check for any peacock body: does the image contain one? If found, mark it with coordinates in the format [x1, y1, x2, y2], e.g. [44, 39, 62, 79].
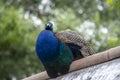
[36, 22, 73, 78]
[36, 21, 95, 78]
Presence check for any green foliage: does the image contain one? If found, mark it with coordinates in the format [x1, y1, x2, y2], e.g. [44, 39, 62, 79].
[0, 5, 44, 80]
[106, 0, 120, 10]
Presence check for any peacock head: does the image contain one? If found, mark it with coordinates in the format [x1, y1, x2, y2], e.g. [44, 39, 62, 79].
[45, 21, 53, 31]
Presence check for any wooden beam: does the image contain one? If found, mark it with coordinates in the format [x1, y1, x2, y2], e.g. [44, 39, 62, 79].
[69, 46, 120, 72]
[22, 71, 48, 80]
[22, 46, 120, 80]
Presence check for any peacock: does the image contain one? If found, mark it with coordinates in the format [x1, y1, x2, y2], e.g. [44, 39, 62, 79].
[36, 21, 95, 78]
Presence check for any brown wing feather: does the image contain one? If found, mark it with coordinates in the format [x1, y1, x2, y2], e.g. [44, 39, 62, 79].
[55, 29, 95, 57]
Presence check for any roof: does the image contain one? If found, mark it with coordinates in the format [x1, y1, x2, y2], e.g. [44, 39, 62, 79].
[51, 58, 120, 80]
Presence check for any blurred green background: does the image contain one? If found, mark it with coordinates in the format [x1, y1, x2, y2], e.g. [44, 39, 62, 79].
[0, 0, 120, 80]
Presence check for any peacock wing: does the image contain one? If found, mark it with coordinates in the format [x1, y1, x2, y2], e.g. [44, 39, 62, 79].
[55, 29, 95, 57]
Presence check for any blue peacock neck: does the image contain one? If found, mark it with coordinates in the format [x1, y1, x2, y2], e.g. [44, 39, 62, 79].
[36, 30, 59, 63]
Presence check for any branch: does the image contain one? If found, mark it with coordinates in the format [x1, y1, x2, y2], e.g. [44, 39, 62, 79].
[22, 46, 120, 80]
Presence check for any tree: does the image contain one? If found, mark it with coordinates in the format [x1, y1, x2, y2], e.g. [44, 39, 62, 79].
[0, 3, 44, 80]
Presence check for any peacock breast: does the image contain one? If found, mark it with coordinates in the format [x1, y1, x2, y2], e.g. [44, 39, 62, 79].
[36, 30, 59, 63]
